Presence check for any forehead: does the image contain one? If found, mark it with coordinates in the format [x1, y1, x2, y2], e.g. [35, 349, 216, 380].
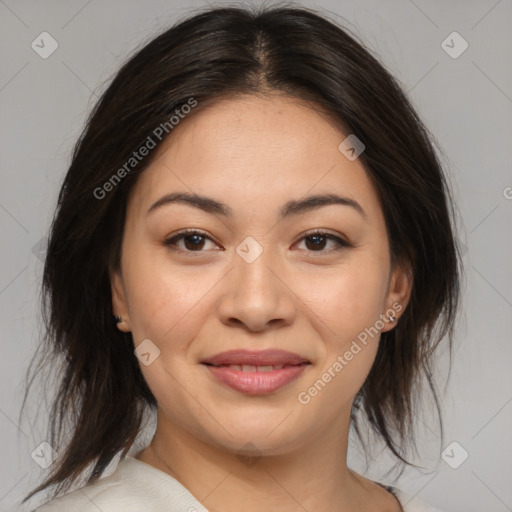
[128, 95, 382, 222]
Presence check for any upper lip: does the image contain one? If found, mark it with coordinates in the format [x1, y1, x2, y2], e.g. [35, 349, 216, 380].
[201, 349, 310, 367]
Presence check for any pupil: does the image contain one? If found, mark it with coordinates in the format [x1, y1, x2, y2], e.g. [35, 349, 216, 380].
[185, 235, 204, 250]
[306, 235, 325, 250]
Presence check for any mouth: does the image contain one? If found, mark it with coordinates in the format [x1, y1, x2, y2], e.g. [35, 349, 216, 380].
[201, 350, 311, 394]
[203, 363, 304, 372]
[201, 349, 310, 367]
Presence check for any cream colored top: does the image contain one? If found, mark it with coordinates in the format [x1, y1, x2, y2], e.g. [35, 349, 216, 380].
[34, 456, 442, 512]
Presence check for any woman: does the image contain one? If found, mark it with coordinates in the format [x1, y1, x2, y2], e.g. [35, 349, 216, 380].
[23, 5, 460, 511]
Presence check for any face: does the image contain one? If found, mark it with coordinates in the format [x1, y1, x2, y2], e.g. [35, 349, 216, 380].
[111, 94, 411, 456]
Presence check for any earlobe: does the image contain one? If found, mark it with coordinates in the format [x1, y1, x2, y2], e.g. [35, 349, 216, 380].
[111, 270, 131, 332]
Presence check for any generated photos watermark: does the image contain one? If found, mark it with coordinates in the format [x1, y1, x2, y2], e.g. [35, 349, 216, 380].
[297, 301, 403, 405]
[93, 97, 198, 200]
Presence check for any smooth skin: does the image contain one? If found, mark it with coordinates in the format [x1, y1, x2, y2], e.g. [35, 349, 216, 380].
[111, 94, 412, 512]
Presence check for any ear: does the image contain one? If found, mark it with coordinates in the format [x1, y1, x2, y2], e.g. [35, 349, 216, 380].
[381, 262, 412, 333]
[111, 269, 131, 332]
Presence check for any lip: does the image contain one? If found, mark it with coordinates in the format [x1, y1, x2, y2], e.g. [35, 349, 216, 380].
[201, 350, 311, 395]
[201, 349, 310, 367]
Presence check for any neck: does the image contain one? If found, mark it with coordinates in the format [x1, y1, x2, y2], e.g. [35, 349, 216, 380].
[135, 406, 394, 512]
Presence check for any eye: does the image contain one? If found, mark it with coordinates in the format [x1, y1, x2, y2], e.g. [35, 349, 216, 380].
[164, 229, 351, 254]
[294, 230, 352, 252]
[163, 229, 219, 252]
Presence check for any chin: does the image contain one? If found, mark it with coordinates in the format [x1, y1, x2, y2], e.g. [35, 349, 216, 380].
[193, 410, 309, 456]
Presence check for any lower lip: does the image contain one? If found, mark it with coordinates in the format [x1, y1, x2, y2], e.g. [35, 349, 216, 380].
[203, 364, 309, 394]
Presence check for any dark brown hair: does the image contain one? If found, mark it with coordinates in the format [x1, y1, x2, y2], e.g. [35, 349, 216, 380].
[22, 3, 460, 504]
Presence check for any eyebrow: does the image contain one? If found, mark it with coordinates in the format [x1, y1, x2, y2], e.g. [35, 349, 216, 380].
[146, 192, 366, 220]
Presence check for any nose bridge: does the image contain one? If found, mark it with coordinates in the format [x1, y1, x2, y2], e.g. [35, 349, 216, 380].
[217, 235, 295, 330]
[234, 234, 282, 301]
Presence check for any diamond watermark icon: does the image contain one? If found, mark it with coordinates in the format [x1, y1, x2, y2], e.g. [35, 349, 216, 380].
[134, 338, 161, 366]
[31, 32, 59, 59]
[441, 32, 468, 59]
[31, 236, 48, 262]
[236, 236, 263, 264]
[441, 441, 469, 469]
[338, 134, 365, 161]
[236, 442, 262, 468]
[456, 238, 468, 258]
[31, 441, 58, 469]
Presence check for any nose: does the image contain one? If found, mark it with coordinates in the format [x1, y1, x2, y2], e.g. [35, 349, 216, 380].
[216, 242, 297, 333]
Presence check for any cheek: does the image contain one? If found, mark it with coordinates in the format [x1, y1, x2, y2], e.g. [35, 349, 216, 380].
[123, 248, 214, 343]
[294, 259, 388, 401]
[300, 260, 389, 340]
[296, 276, 385, 417]
[297, 340, 379, 428]
[123, 253, 215, 423]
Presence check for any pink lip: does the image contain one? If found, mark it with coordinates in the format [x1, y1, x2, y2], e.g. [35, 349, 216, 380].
[204, 364, 308, 394]
[201, 350, 311, 395]
[201, 349, 309, 367]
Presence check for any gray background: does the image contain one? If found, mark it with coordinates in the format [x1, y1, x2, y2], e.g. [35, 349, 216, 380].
[1, 0, 511, 511]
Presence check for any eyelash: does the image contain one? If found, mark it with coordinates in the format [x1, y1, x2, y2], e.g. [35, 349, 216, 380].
[163, 228, 352, 254]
